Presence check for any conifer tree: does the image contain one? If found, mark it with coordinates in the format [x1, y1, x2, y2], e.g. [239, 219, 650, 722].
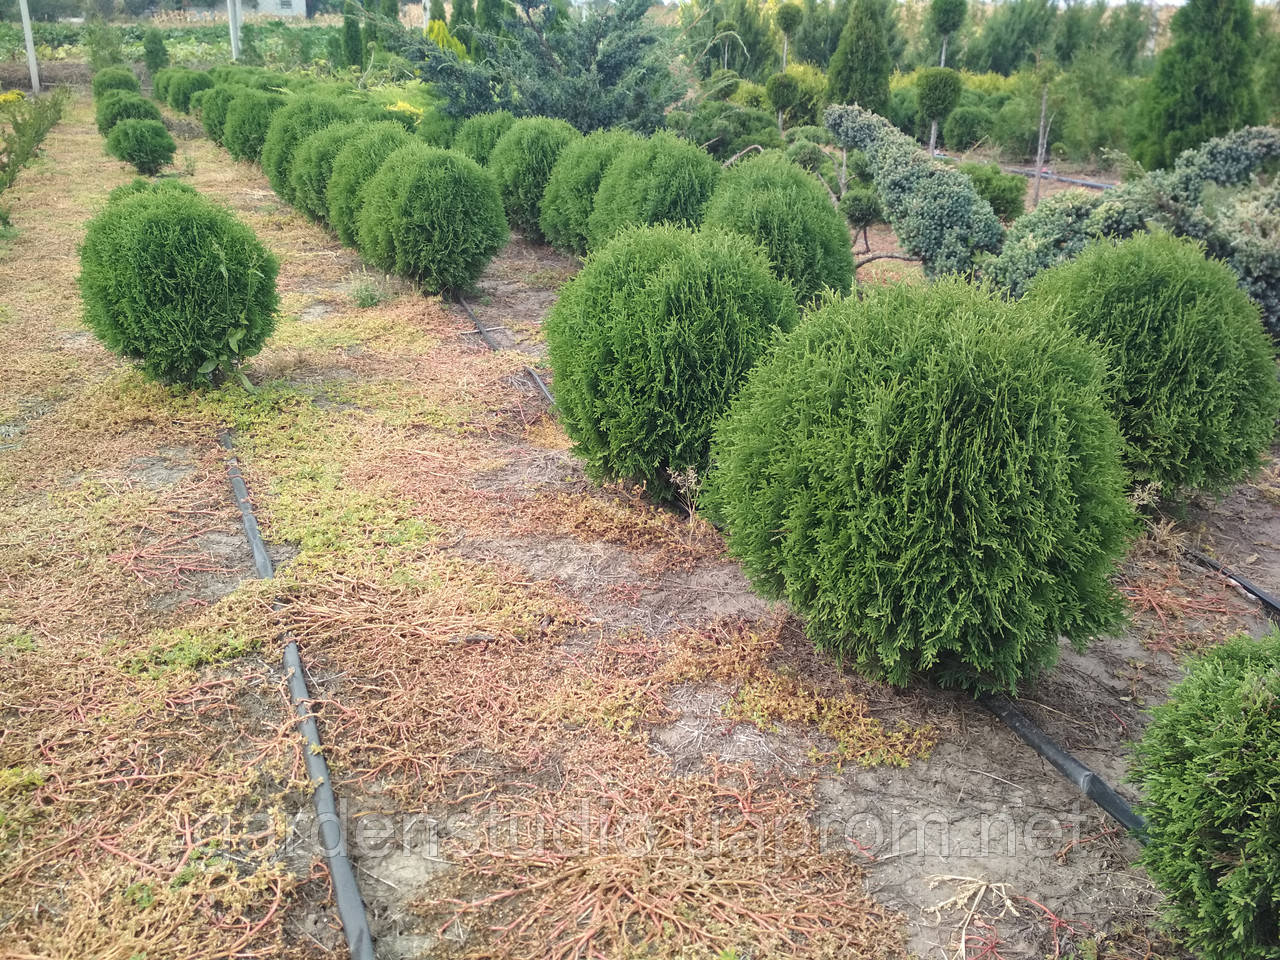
[342, 0, 364, 67]
[827, 0, 890, 116]
[1135, 0, 1260, 169]
[429, 0, 445, 20]
[449, 0, 473, 25]
[928, 0, 965, 66]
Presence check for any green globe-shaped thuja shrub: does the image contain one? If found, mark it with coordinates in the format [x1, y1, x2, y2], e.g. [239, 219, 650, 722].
[703, 152, 853, 303]
[79, 183, 279, 386]
[262, 95, 360, 204]
[1023, 231, 1280, 498]
[546, 225, 798, 503]
[1132, 632, 1280, 960]
[223, 90, 286, 164]
[92, 66, 140, 101]
[199, 84, 248, 145]
[106, 118, 176, 176]
[326, 121, 413, 247]
[452, 110, 515, 166]
[706, 279, 1135, 693]
[540, 129, 642, 255]
[151, 67, 178, 104]
[356, 143, 508, 293]
[96, 90, 163, 137]
[486, 117, 580, 242]
[166, 69, 213, 114]
[586, 131, 721, 251]
[289, 121, 361, 223]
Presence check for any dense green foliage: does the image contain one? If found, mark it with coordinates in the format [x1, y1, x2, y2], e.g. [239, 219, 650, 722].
[289, 121, 361, 223]
[1132, 632, 1280, 960]
[196, 85, 244, 145]
[78, 182, 279, 386]
[587, 132, 721, 250]
[916, 67, 961, 125]
[839, 183, 884, 247]
[355, 143, 508, 292]
[546, 225, 797, 502]
[95, 90, 162, 137]
[151, 67, 178, 104]
[703, 152, 852, 303]
[1024, 231, 1280, 497]
[262, 95, 359, 203]
[958, 161, 1025, 220]
[827, 0, 890, 114]
[166, 69, 214, 114]
[326, 121, 413, 246]
[486, 117, 580, 241]
[826, 103, 1002, 275]
[105, 118, 176, 176]
[539, 129, 642, 255]
[666, 98, 783, 160]
[91, 66, 139, 101]
[142, 27, 169, 76]
[343, 0, 365, 68]
[0, 89, 68, 195]
[451, 111, 515, 165]
[1135, 0, 1260, 169]
[222, 90, 285, 163]
[707, 280, 1133, 693]
[942, 105, 993, 150]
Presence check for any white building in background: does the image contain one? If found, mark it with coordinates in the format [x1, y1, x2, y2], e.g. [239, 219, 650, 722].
[249, 0, 306, 16]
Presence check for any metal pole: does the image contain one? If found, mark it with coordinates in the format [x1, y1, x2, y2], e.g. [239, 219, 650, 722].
[17, 0, 40, 94]
[228, 0, 241, 60]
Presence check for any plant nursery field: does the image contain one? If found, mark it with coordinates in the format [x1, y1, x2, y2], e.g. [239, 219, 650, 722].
[0, 89, 1277, 960]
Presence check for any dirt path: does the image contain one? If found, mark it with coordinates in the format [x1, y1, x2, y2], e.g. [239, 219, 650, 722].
[3, 94, 1275, 960]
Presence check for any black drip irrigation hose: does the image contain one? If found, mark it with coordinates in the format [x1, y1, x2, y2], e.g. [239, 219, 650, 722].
[1004, 168, 1117, 191]
[453, 294, 1155, 842]
[1183, 547, 1280, 619]
[979, 694, 1147, 840]
[457, 294, 555, 406]
[217, 430, 376, 960]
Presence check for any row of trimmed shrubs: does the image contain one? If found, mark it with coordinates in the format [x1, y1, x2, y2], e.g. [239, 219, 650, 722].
[452, 109, 855, 305]
[92, 66, 176, 176]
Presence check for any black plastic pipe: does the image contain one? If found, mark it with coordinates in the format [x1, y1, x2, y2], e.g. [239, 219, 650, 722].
[980, 694, 1147, 840]
[1183, 547, 1280, 619]
[219, 430, 375, 960]
[458, 294, 555, 406]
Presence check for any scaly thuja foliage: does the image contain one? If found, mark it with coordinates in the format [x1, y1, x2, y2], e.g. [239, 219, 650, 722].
[355, 142, 508, 293]
[197, 84, 247, 145]
[702, 151, 853, 303]
[326, 121, 413, 246]
[166, 69, 214, 114]
[706, 279, 1135, 694]
[587, 131, 722, 251]
[79, 182, 279, 386]
[1023, 230, 1280, 498]
[825, 103, 1003, 275]
[827, 0, 890, 114]
[222, 90, 286, 163]
[289, 120, 362, 223]
[486, 116, 580, 241]
[105, 118, 176, 176]
[261, 94, 362, 204]
[1132, 631, 1280, 960]
[546, 224, 798, 503]
[95, 89, 162, 137]
[142, 27, 169, 75]
[451, 110, 515, 165]
[957, 161, 1025, 220]
[539, 128, 643, 255]
[91, 65, 139, 100]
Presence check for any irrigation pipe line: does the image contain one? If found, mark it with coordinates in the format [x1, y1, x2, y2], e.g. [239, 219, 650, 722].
[452, 289, 1150, 840]
[1182, 546, 1280, 619]
[217, 430, 376, 960]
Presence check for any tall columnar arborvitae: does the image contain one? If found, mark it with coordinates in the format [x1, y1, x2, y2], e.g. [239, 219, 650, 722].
[142, 27, 169, 75]
[342, 0, 364, 67]
[381, 0, 400, 33]
[928, 0, 966, 66]
[476, 0, 508, 32]
[827, 0, 891, 117]
[1135, 0, 1261, 169]
[449, 0, 473, 26]
[429, 0, 446, 20]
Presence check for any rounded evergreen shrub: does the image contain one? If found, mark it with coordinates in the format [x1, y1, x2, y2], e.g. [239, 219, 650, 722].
[706, 279, 1134, 693]
[1023, 231, 1280, 497]
[95, 90, 163, 137]
[486, 117, 580, 242]
[106, 118, 176, 176]
[539, 128, 642, 255]
[151, 67, 178, 104]
[222, 90, 286, 163]
[261, 95, 360, 203]
[166, 69, 213, 114]
[326, 121, 413, 246]
[546, 225, 798, 502]
[839, 184, 883, 248]
[944, 105, 994, 151]
[92, 65, 140, 100]
[289, 121, 361, 223]
[958, 161, 1026, 220]
[79, 182, 279, 385]
[703, 152, 853, 303]
[587, 132, 722, 250]
[452, 110, 515, 165]
[198, 84, 247, 145]
[355, 143, 508, 293]
[1132, 631, 1280, 960]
